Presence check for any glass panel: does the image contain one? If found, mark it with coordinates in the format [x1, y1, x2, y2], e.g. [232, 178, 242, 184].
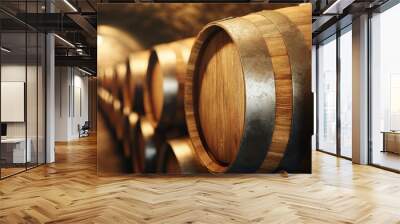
[1, 30, 27, 177]
[27, 30, 38, 169]
[318, 36, 337, 154]
[339, 28, 352, 158]
[26, 0, 39, 169]
[371, 4, 400, 171]
[0, 1, 46, 179]
[38, 32, 45, 165]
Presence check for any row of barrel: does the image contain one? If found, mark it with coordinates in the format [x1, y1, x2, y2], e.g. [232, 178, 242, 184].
[98, 37, 204, 174]
[98, 4, 313, 174]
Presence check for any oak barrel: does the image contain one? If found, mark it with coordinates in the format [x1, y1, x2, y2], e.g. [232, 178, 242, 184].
[144, 38, 195, 130]
[124, 112, 140, 171]
[185, 4, 312, 173]
[157, 138, 207, 174]
[104, 67, 120, 98]
[129, 51, 151, 115]
[134, 117, 160, 173]
[110, 112, 139, 173]
[98, 86, 125, 141]
[116, 61, 132, 116]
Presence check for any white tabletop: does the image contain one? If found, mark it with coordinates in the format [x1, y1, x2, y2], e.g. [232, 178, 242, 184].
[1, 138, 27, 143]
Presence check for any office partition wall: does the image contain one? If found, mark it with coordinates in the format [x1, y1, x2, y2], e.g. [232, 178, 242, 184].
[0, 1, 46, 179]
[0, 30, 28, 177]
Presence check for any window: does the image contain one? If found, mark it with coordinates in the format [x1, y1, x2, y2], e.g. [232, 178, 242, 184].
[317, 35, 337, 154]
[339, 27, 352, 158]
[370, 3, 400, 171]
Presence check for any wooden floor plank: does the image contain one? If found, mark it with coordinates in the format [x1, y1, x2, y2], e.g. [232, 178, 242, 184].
[0, 135, 400, 223]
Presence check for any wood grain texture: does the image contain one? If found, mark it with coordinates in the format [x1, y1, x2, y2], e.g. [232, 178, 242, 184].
[2, 136, 400, 223]
[275, 4, 311, 49]
[144, 38, 195, 130]
[169, 38, 195, 84]
[384, 132, 400, 154]
[257, 4, 312, 173]
[185, 5, 311, 173]
[185, 19, 275, 173]
[197, 31, 244, 165]
[1, 167, 25, 178]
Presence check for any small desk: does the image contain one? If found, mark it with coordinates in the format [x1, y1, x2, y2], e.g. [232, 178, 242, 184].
[382, 131, 400, 154]
[1, 138, 31, 164]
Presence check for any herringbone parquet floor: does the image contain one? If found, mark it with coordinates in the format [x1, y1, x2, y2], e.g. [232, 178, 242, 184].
[1, 135, 400, 224]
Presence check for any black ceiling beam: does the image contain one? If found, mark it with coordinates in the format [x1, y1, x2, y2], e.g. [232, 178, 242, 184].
[67, 13, 97, 38]
[312, 0, 383, 43]
[0, 18, 27, 31]
[0, 7, 38, 31]
[55, 55, 96, 68]
[13, 13, 92, 32]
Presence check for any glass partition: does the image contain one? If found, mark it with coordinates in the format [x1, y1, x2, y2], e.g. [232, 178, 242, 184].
[339, 26, 352, 158]
[317, 35, 337, 154]
[27, 30, 38, 169]
[38, 32, 45, 165]
[0, 1, 46, 179]
[370, 3, 400, 171]
[316, 25, 353, 159]
[1, 30, 28, 177]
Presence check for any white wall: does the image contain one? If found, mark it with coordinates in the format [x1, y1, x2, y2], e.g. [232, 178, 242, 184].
[72, 73, 89, 138]
[55, 66, 70, 141]
[1, 65, 29, 138]
[55, 67, 89, 141]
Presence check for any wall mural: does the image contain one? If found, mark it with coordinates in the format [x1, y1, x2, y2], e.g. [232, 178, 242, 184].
[97, 3, 312, 175]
